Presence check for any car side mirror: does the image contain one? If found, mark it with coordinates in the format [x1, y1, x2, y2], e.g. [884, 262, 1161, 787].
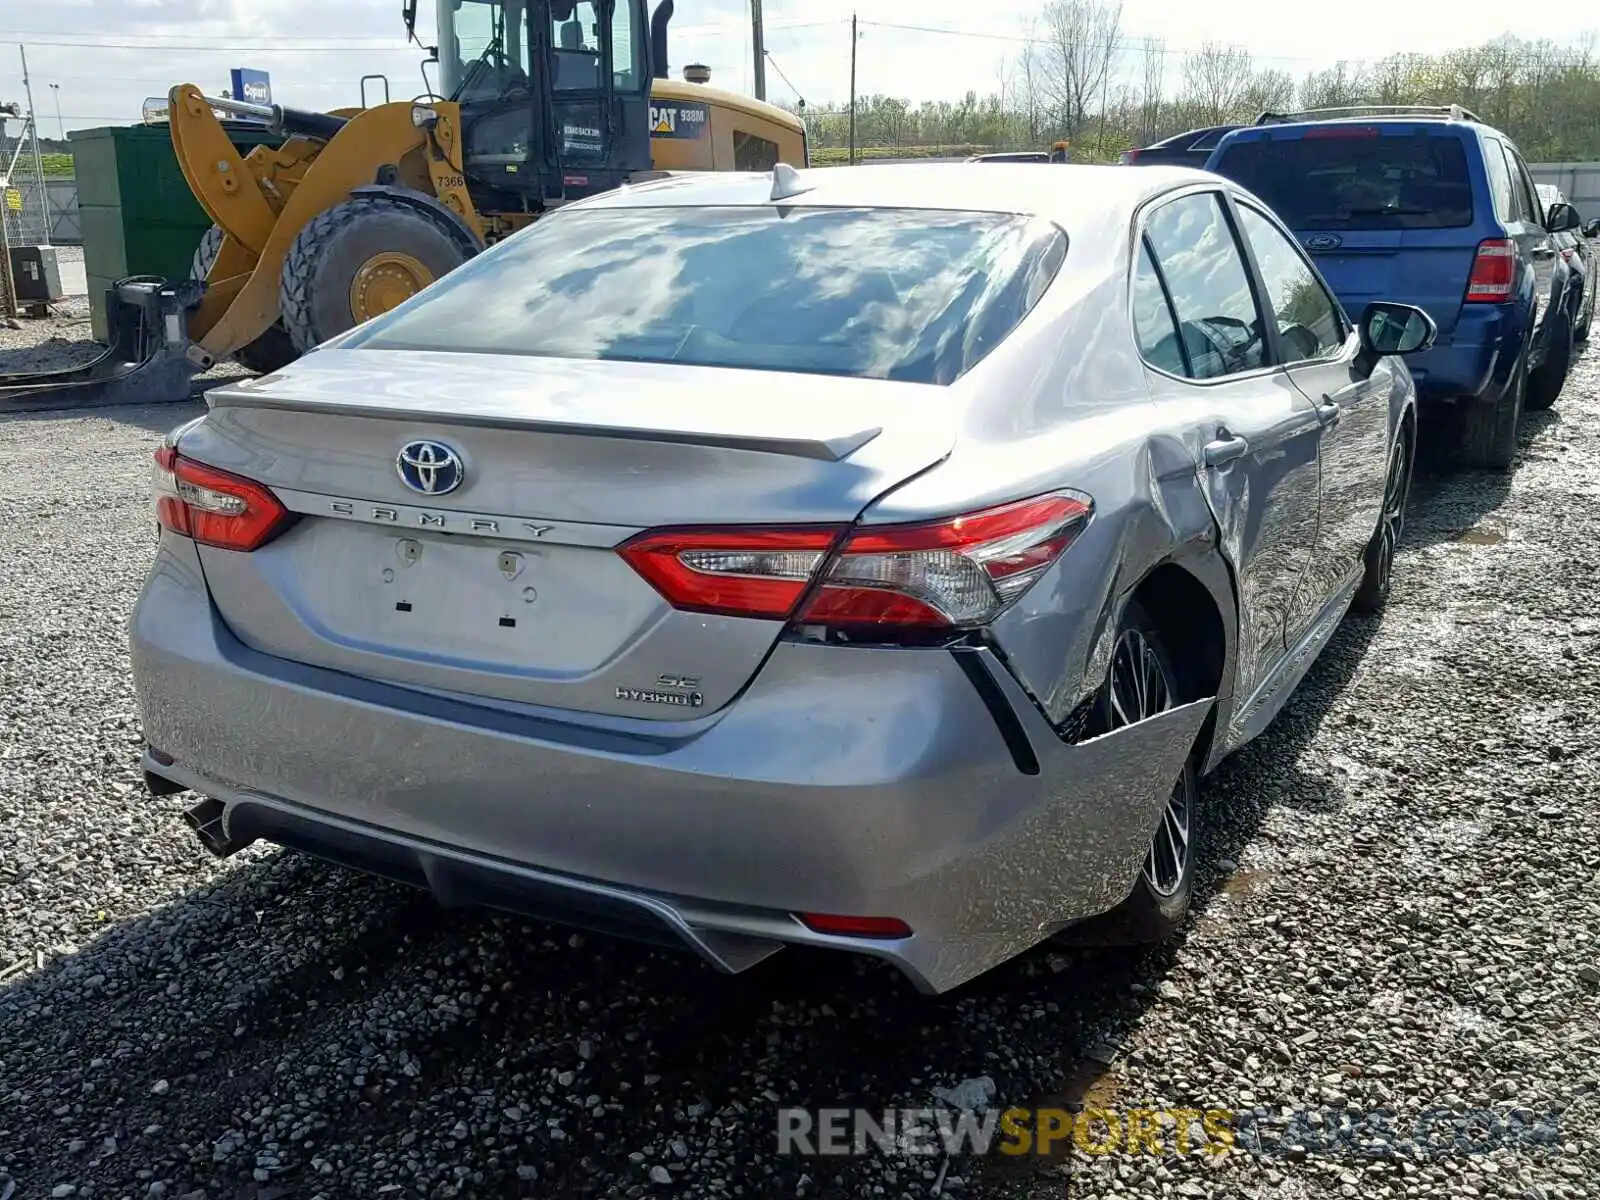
[1545, 201, 1581, 234]
[1584, 218, 1600, 239]
[1357, 302, 1436, 374]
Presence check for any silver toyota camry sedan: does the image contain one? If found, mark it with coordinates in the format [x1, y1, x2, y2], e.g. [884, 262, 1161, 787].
[130, 163, 1436, 994]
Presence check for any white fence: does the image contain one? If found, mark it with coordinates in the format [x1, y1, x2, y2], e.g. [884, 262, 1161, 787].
[1527, 163, 1600, 214]
[2, 177, 81, 245]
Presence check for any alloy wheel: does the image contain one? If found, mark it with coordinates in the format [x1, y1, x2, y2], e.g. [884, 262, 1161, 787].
[1373, 435, 1410, 599]
[1107, 627, 1190, 897]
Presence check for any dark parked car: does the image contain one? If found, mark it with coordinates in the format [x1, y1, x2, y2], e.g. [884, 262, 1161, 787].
[1207, 105, 1582, 470]
[1120, 125, 1244, 166]
[1537, 183, 1595, 345]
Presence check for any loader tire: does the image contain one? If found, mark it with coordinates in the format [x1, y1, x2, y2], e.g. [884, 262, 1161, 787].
[190, 226, 300, 375]
[279, 196, 469, 355]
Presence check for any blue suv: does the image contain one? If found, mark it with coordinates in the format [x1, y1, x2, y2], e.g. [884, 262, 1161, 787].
[1206, 105, 1583, 470]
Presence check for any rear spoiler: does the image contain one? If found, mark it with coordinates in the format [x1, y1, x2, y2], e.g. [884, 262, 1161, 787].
[205, 385, 884, 463]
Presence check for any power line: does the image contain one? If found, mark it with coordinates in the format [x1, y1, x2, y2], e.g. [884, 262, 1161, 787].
[0, 31, 403, 44]
[764, 49, 808, 107]
[1, 40, 412, 54]
[0, 17, 840, 53]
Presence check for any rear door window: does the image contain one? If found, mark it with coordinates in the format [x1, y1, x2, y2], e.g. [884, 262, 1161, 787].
[1132, 240, 1187, 375]
[1506, 146, 1545, 225]
[1142, 191, 1267, 380]
[1496, 142, 1534, 224]
[1213, 131, 1474, 230]
[1235, 203, 1346, 363]
[1483, 138, 1515, 223]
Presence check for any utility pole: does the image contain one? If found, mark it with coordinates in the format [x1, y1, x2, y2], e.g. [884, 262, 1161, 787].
[18, 46, 50, 247]
[49, 83, 63, 140]
[848, 12, 858, 165]
[750, 0, 766, 101]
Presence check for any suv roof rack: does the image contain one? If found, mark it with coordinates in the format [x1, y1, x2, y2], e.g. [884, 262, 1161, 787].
[1254, 104, 1483, 126]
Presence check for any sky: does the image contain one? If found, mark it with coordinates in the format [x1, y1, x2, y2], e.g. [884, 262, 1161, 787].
[0, 0, 1595, 139]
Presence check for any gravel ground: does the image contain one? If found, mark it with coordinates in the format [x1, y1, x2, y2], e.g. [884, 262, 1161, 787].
[1, 351, 1597, 1200]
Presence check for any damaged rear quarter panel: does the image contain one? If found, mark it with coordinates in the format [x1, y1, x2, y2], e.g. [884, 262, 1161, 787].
[860, 222, 1237, 740]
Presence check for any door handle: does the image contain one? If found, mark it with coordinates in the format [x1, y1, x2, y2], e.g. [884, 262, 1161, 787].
[1202, 434, 1249, 467]
[1533, 243, 1556, 259]
[1316, 399, 1342, 427]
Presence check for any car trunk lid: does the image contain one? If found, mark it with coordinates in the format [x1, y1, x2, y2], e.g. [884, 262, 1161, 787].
[181, 349, 956, 719]
[1299, 228, 1476, 337]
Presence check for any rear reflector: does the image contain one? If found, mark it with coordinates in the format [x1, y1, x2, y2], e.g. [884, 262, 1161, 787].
[1465, 238, 1516, 302]
[153, 447, 293, 552]
[1302, 125, 1380, 139]
[798, 913, 912, 939]
[618, 491, 1092, 630]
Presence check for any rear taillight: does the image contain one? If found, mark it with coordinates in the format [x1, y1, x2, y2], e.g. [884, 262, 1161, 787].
[618, 491, 1092, 631]
[1465, 237, 1515, 302]
[1120, 150, 1140, 164]
[616, 527, 839, 620]
[153, 446, 292, 551]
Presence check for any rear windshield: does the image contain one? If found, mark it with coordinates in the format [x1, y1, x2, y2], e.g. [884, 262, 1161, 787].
[344, 205, 1067, 385]
[1188, 127, 1233, 151]
[1212, 132, 1474, 230]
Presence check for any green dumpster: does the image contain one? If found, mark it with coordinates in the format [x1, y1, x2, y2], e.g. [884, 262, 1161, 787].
[69, 122, 285, 342]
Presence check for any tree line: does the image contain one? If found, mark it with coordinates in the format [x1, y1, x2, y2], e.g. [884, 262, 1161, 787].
[790, 2, 1600, 165]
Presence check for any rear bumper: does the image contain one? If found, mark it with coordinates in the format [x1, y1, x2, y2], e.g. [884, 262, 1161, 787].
[129, 538, 1209, 994]
[1404, 303, 1525, 402]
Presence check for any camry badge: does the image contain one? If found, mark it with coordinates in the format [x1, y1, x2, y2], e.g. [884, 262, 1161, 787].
[396, 440, 464, 496]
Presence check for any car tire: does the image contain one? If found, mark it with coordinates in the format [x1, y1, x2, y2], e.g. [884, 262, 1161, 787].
[1351, 419, 1414, 615]
[280, 196, 471, 355]
[1527, 313, 1572, 412]
[190, 225, 300, 375]
[1458, 346, 1526, 472]
[1052, 599, 1200, 946]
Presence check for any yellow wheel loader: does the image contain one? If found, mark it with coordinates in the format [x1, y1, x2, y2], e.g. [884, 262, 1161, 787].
[1, 0, 806, 409]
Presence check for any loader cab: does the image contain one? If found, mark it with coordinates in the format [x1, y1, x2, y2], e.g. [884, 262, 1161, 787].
[436, 0, 651, 206]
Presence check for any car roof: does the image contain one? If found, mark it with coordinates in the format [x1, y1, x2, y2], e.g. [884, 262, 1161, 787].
[570, 163, 1217, 226]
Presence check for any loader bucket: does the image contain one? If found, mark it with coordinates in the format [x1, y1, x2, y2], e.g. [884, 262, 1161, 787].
[0, 278, 207, 412]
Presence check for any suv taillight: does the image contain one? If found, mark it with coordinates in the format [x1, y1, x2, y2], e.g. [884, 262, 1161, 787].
[619, 492, 1093, 632]
[1465, 237, 1516, 302]
[153, 447, 292, 551]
